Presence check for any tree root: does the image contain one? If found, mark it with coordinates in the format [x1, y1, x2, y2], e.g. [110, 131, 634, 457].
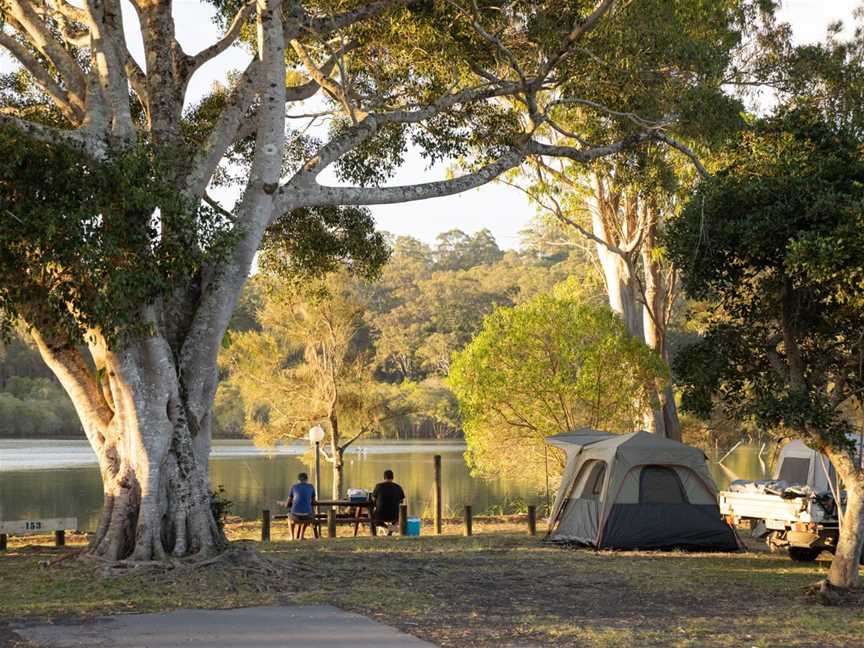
[74, 542, 302, 594]
[803, 579, 864, 606]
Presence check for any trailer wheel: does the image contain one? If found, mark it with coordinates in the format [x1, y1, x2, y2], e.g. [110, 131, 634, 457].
[788, 547, 821, 562]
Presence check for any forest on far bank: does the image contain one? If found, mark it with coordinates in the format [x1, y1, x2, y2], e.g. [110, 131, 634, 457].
[0, 225, 608, 441]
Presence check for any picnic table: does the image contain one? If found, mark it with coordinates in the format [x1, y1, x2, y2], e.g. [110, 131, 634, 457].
[316, 499, 378, 537]
[274, 498, 378, 537]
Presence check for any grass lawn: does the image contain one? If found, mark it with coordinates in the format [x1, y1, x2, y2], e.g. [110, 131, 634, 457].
[1, 518, 862, 647]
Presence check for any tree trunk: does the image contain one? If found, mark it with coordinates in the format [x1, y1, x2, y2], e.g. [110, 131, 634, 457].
[594, 241, 641, 336]
[36, 330, 226, 561]
[329, 414, 344, 499]
[641, 218, 682, 441]
[827, 465, 864, 588]
[333, 446, 344, 500]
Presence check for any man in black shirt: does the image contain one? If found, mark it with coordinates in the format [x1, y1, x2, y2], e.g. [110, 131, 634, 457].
[372, 469, 405, 535]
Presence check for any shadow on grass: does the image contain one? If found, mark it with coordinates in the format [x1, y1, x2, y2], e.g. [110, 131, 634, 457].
[1, 529, 862, 647]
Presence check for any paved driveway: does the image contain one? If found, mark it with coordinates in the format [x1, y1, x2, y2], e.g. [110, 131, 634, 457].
[12, 605, 435, 647]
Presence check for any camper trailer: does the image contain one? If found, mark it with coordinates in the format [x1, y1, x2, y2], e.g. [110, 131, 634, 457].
[718, 439, 861, 562]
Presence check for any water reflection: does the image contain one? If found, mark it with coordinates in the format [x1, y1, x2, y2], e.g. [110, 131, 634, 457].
[0, 441, 538, 531]
[707, 442, 774, 489]
[0, 441, 772, 532]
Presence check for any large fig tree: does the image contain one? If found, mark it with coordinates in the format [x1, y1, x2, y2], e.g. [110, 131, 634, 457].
[0, 0, 726, 561]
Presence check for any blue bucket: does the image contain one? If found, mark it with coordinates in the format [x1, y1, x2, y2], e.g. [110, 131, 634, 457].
[405, 517, 421, 536]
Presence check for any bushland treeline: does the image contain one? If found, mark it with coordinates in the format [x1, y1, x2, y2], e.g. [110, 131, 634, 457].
[0, 227, 602, 440]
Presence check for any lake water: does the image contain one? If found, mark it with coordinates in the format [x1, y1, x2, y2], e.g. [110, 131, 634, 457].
[0, 439, 772, 531]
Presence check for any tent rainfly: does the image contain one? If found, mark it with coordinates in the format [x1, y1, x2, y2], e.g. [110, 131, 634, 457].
[546, 430, 738, 551]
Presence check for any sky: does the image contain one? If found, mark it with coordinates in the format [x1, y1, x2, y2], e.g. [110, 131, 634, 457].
[2, 0, 862, 249]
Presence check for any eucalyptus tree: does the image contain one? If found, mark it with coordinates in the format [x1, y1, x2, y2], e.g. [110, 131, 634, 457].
[495, 0, 762, 441]
[514, 152, 692, 440]
[0, 0, 718, 561]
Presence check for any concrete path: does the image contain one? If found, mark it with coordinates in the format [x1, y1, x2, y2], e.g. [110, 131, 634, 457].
[12, 605, 436, 647]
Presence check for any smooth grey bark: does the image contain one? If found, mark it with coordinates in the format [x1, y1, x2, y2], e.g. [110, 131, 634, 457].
[823, 448, 864, 588]
[32, 324, 223, 560]
[585, 175, 681, 440]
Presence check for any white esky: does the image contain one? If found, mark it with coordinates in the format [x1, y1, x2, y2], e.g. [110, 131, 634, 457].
[2, 0, 860, 249]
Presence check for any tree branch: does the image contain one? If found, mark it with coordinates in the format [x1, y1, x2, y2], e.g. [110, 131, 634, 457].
[290, 81, 516, 183]
[338, 426, 369, 452]
[188, 1, 255, 75]
[525, 132, 654, 162]
[652, 132, 709, 178]
[0, 30, 84, 124]
[303, 0, 411, 36]
[83, 0, 136, 139]
[0, 113, 106, 156]
[30, 327, 113, 436]
[280, 147, 526, 210]
[290, 37, 363, 122]
[125, 51, 149, 111]
[184, 59, 261, 200]
[179, 0, 287, 426]
[539, 0, 618, 78]
[7, 0, 87, 107]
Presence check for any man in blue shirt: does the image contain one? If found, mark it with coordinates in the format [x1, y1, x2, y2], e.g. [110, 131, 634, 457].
[285, 472, 316, 540]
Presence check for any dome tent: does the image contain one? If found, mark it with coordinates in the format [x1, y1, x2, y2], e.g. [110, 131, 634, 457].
[546, 429, 738, 551]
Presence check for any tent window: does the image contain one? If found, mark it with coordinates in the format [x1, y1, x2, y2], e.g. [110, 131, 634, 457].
[575, 461, 607, 500]
[573, 459, 606, 500]
[639, 466, 687, 504]
[591, 464, 606, 496]
[777, 457, 810, 485]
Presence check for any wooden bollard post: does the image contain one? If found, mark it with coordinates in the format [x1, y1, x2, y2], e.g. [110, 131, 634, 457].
[399, 504, 408, 536]
[328, 508, 337, 538]
[433, 454, 442, 535]
[0, 534, 7, 551]
[55, 530, 65, 547]
[527, 505, 537, 536]
[261, 509, 271, 543]
[464, 505, 473, 537]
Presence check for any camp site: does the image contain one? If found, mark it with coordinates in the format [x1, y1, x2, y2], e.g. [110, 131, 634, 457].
[2, 0, 864, 646]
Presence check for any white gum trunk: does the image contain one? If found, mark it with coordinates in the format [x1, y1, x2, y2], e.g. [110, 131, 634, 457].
[58, 334, 225, 561]
[641, 219, 681, 441]
[590, 209, 641, 337]
[333, 450, 344, 501]
[586, 181, 681, 440]
[330, 414, 344, 500]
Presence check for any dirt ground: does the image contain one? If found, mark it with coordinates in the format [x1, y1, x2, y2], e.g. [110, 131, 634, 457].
[1, 521, 863, 647]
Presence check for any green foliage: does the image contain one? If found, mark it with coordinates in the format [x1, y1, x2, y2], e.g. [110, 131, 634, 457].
[399, 378, 461, 439]
[0, 376, 80, 438]
[213, 382, 246, 439]
[369, 231, 598, 384]
[433, 229, 503, 271]
[450, 284, 667, 481]
[217, 229, 601, 443]
[0, 128, 233, 343]
[667, 107, 864, 449]
[260, 205, 390, 285]
[209, 485, 233, 532]
[221, 271, 384, 447]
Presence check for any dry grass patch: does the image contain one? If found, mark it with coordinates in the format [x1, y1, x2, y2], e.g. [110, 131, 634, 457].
[1, 523, 862, 647]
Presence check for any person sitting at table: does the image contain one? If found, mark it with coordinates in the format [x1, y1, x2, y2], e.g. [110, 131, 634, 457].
[285, 472, 316, 540]
[372, 469, 405, 535]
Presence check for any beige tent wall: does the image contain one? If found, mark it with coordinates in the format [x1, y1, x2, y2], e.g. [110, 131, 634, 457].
[547, 431, 738, 550]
